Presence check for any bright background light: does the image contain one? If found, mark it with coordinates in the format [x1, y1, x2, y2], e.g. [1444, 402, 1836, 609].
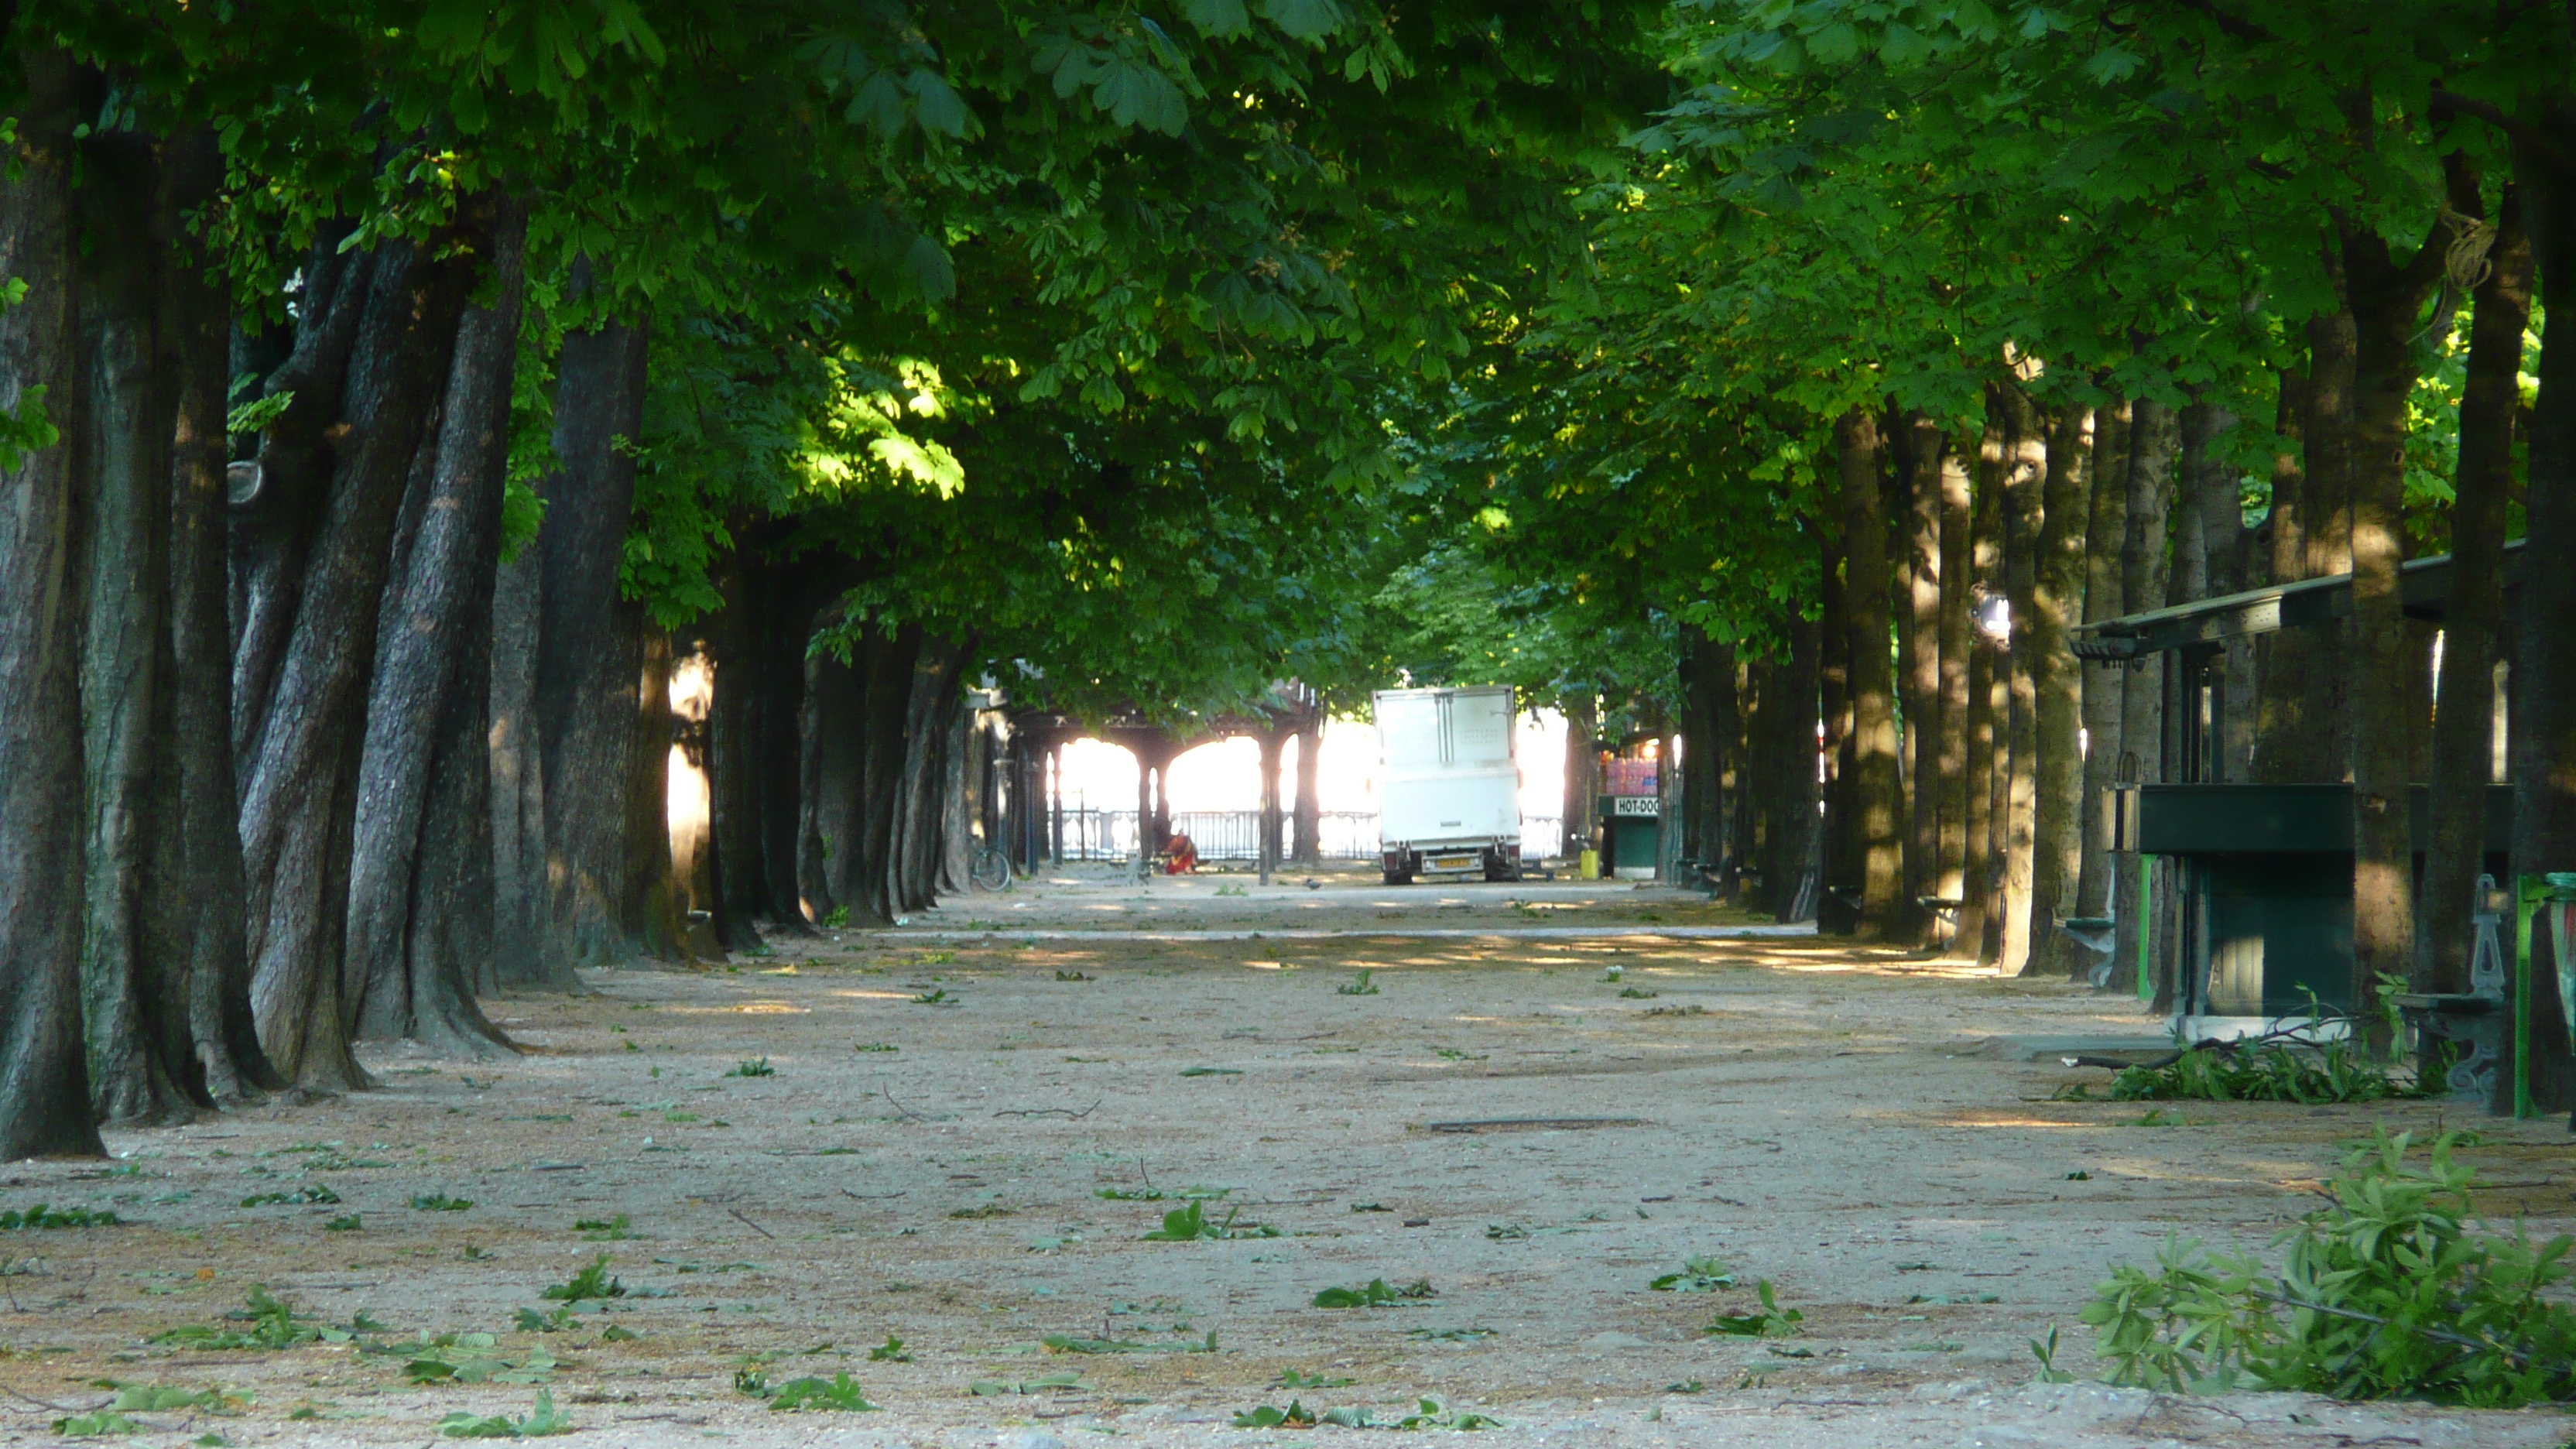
[1051, 709, 1572, 820]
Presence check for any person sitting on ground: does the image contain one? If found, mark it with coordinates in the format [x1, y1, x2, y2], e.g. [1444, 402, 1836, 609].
[1164, 833, 1198, 874]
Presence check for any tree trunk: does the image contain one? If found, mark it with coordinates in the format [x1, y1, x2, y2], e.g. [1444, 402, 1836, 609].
[1817, 494, 1857, 933]
[1960, 409, 2006, 961]
[154, 128, 277, 1106]
[937, 687, 973, 898]
[1901, 415, 1945, 941]
[1293, 721, 1323, 865]
[1259, 728, 1284, 885]
[346, 195, 526, 1051]
[802, 642, 858, 926]
[889, 634, 970, 916]
[755, 558, 855, 930]
[698, 551, 766, 950]
[1835, 409, 1904, 937]
[237, 228, 474, 1092]
[1728, 653, 1757, 893]
[2108, 400, 2178, 996]
[1934, 440, 1972, 944]
[486, 543, 571, 987]
[0, 48, 104, 1157]
[2026, 402, 2093, 977]
[810, 622, 971, 922]
[2255, 367, 2314, 780]
[75, 116, 183, 1122]
[2509, 118, 2576, 1114]
[534, 307, 680, 964]
[625, 623, 690, 958]
[1562, 694, 1598, 862]
[1768, 610, 1821, 922]
[1997, 384, 2046, 972]
[2340, 207, 2450, 1030]
[2424, 184, 2530, 995]
[2180, 396, 2256, 778]
[2301, 307, 2359, 779]
[1682, 629, 1733, 879]
[2073, 400, 2129, 940]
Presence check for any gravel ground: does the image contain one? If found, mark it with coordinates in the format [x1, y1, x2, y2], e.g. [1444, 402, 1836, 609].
[2, 867, 2567, 1447]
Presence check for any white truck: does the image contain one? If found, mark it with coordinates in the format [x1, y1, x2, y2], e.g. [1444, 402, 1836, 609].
[1373, 686, 1522, 884]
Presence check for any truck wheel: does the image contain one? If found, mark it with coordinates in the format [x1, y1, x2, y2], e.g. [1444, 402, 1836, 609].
[1382, 868, 1413, 886]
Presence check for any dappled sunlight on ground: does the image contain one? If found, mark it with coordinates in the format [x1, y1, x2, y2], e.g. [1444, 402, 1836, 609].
[5, 876, 2562, 1447]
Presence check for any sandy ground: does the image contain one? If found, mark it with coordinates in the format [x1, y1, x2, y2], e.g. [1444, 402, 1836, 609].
[5, 865, 2571, 1448]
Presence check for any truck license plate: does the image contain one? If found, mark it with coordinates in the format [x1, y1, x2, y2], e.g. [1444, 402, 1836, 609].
[1430, 855, 1477, 872]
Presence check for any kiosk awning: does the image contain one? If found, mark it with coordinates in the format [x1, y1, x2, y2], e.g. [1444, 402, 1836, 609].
[2069, 539, 2527, 661]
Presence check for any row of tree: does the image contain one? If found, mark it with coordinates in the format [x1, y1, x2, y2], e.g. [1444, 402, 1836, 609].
[7, 0, 2574, 1161]
[0, 0, 1660, 1158]
[1396, 0, 2571, 1108]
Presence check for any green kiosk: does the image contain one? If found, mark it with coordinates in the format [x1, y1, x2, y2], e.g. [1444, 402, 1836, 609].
[2070, 539, 2566, 1114]
[1598, 758, 1663, 881]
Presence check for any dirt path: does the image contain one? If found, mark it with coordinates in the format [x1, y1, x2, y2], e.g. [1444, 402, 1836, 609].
[3, 869, 2567, 1447]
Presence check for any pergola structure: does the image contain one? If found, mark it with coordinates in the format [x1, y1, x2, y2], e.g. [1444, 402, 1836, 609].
[1001, 682, 1328, 883]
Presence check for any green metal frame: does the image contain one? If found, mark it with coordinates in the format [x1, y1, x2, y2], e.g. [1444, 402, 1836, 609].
[2137, 857, 2155, 1003]
[2511, 872, 2576, 1119]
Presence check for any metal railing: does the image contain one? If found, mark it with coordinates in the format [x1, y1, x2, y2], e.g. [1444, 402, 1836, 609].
[1043, 810, 1564, 864]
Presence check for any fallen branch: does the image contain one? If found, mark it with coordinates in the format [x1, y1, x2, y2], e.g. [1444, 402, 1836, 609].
[726, 1207, 776, 1240]
[1423, 1116, 1645, 1134]
[2243, 1288, 2528, 1365]
[994, 1098, 1104, 1120]
[0, 1382, 95, 1414]
[879, 1081, 930, 1122]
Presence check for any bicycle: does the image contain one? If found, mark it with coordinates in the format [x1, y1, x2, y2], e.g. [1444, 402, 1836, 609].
[970, 846, 1014, 892]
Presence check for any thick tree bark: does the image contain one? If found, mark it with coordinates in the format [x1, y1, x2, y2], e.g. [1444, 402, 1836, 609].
[75, 116, 182, 1121]
[625, 624, 690, 958]
[807, 622, 972, 922]
[937, 688, 972, 898]
[154, 128, 277, 1106]
[1961, 410, 2006, 961]
[2424, 185, 2530, 995]
[1728, 653, 1757, 890]
[2509, 119, 2576, 1114]
[2108, 400, 2178, 996]
[2300, 306, 2360, 779]
[1900, 414, 1946, 941]
[1934, 440, 1972, 943]
[346, 196, 526, 1050]
[1817, 494, 1857, 933]
[1258, 728, 1285, 885]
[1997, 384, 2046, 972]
[1562, 693, 1598, 861]
[702, 562, 762, 945]
[534, 307, 680, 964]
[802, 641, 859, 925]
[2073, 400, 2129, 937]
[238, 231, 473, 1092]
[0, 48, 103, 1158]
[2026, 402, 2093, 977]
[1766, 611, 1821, 922]
[487, 544, 572, 987]
[2340, 207, 2451, 1027]
[1836, 408, 1904, 938]
[1293, 721, 1323, 865]
[2255, 368, 2314, 781]
[2179, 397, 2255, 777]
[1682, 629, 1733, 878]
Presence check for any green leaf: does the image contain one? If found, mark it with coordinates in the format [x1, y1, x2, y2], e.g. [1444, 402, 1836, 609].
[1260, 0, 1344, 42]
[1185, 0, 1252, 37]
